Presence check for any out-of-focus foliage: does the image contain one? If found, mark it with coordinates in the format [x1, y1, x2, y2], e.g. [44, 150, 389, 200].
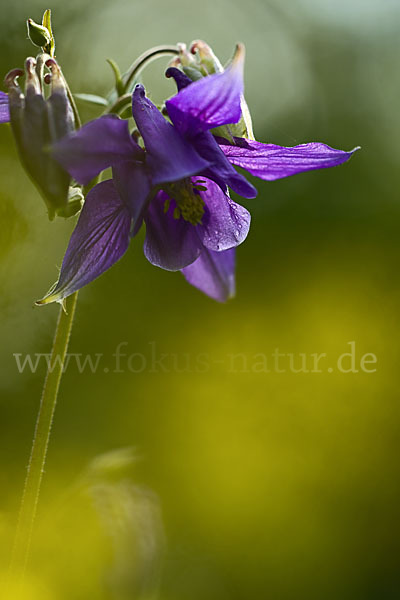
[1, 1, 399, 599]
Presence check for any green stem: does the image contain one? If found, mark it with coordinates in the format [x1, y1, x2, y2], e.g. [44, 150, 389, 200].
[106, 93, 132, 116]
[9, 291, 78, 580]
[122, 44, 179, 93]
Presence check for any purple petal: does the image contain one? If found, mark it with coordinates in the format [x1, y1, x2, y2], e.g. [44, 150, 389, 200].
[112, 160, 151, 236]
[196, 177, 251, 251]
[182, 247, 235, 302]
[53, 115, 143, 185]
[132, 85, 210, 185]
[37, 180, 131, 304]
[143, 190, 202, 271]
[165, 44, 244, 136]
[0, 91, 10, 123]
[218, 138, 360, 181]
[194, 131, 257, 199]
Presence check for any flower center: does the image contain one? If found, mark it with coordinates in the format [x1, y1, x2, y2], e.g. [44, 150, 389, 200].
[164, 179, 206, 226]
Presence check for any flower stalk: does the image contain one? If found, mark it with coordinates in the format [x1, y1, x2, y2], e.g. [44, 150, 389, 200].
[9, 291, 78, 580]
[106, 45, 180, 116]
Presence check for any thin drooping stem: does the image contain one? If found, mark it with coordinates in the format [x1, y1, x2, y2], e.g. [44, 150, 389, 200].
[105, 46, 179, 116]
[9, 291, 78, 579]
[122, 45, 179, 93]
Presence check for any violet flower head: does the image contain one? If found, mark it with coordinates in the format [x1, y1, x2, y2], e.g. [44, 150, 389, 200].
[0, 91, 10, 123]
[40, 42, 359, 305]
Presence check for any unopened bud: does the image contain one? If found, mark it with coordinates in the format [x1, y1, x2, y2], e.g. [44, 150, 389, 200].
[173, 40, 225, 81]
[176, 43, 197, 69]
[172, 41, 216, 81]
[27, 18, 51, 49]
[190, 40, 223, 74]
[170, 41, 255, 140]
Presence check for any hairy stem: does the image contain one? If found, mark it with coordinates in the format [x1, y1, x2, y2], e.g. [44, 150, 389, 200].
[9, 291, 78, 580]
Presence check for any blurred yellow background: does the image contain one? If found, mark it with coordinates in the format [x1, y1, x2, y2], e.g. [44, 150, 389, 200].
[1, 0, 399, 598]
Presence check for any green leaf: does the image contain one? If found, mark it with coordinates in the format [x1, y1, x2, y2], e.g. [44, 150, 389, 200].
[73, 93, 108, 107]
[41, 9, 55, 57]
[106, 58, 125, 97]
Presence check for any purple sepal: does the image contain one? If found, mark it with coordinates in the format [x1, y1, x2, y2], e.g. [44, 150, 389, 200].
[37, 180, 132, 304]
[218, 137, 360, 181]
[144, 190, 203, 271]
[112, 160, 151, 236]
[0, 91, 10, 123]
[53, 115, 143, 185]
[132, 85, 210, 185]
[181, 247, 235, 302]
[196, 177, 251, 251]
[165, 49, 244, 136]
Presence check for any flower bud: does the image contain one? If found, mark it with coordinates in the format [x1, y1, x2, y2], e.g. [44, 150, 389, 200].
[190, 40, 223, 74]
[172, 41, 255, 141]
[176, 43, 197, 69]
[27, 18, 51, 49]
[174, 40, 224, 78]
[4, 57, 74, 219]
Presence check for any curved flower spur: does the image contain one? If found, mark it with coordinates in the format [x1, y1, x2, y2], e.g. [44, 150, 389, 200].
[39, 42, 359, 304]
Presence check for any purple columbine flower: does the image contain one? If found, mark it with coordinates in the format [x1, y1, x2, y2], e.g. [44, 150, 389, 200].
[39, 44, 358, 304]
[0, 91, 10, 123]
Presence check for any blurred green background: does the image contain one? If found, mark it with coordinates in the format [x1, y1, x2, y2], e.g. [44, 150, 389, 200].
[1, 0, 400, 598]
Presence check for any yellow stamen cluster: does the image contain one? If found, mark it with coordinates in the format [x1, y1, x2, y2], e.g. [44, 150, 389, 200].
[164, 179, 206, 225]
